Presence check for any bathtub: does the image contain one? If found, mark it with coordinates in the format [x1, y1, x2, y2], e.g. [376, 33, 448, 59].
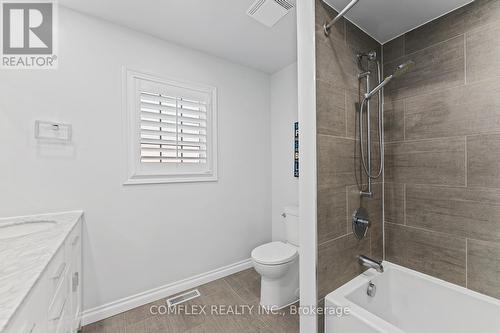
[325, 262, 500, 333]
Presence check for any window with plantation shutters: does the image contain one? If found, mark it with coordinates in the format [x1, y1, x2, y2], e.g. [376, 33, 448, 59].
[124, 69, 218, 184]
[140, 92, 207, 164]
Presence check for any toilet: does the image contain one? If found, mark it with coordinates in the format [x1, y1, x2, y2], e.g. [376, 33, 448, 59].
[251, 205, 299, 309]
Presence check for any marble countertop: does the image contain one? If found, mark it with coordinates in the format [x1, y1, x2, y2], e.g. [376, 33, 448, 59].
[0, 211, 83, 332]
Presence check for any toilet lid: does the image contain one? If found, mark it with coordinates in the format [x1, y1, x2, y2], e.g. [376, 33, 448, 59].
[251, 241, 298, 265]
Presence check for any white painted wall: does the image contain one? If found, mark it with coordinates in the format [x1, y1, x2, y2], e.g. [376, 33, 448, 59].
[270, 63, 299, 241]
[0, 7, 271, 316]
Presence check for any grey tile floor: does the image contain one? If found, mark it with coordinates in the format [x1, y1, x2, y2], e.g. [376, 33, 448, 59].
[82, 268, 299, 333]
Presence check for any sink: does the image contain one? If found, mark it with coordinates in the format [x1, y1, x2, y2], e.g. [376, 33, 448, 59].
[0, 220, 57, 240]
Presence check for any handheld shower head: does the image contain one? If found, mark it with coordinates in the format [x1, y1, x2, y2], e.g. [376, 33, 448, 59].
[393, 60, 416, 78]
[364, 60, 415, 100]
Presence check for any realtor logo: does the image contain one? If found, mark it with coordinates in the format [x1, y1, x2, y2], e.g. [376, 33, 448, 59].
[1, 0, 57, 68]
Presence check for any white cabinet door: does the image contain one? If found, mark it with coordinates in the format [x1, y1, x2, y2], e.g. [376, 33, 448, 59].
[68, 221, 82, 331]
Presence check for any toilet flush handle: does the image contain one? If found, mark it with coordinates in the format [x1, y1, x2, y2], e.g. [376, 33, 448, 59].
[281, 212, 286, 218]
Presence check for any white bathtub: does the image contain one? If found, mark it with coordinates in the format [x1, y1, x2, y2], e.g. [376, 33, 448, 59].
[325, 262, 500, 333]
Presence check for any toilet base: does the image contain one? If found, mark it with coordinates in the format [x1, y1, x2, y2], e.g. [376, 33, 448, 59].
[258, 259, 299, 309]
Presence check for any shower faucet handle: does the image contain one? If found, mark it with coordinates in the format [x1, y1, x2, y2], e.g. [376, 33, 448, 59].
[353, 216, 369, 225]
[352, 207, 370, 240]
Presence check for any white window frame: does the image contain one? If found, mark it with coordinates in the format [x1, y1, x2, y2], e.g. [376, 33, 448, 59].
[123, 68, 218, 184]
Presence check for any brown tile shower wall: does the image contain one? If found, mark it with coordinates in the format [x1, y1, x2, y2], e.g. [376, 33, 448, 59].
[383, 0, 500, 299]
[315, 0, 382, 312]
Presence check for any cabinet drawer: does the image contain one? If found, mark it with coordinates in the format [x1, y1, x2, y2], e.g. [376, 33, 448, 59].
[51, 299, 69, 333]
[66, 224, 81, 259]
[48, 266, 70, 322]
[68, 221, 82, 331]
[47, 245, 67, 304]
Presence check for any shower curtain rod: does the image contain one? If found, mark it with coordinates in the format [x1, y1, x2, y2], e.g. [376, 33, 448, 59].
[323, 0, 359, 36]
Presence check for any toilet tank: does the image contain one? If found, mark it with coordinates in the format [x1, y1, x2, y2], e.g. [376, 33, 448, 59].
[283, 205, 299, 246]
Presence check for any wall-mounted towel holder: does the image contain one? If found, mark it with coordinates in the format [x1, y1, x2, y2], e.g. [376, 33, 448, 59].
[35, 120, 72, 142]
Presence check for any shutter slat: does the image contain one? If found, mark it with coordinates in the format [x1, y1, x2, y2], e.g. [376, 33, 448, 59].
[140, 120, 176, 130]
[140, 128, 177, 137]
[140, 101, 176, 115]
[177, 133, 206, 140]
[140, 102, 206, 118]
[141, 156, 206, 161]
[141, 110, 206, 124]
[140, 110, 177, 122]
[141, 147, 207, 153]
[140, 120, 206, 131]
[140, 138, 206, 148]
[141, 125, 207, 137]
[141, 129, 205, 141]
[140, 128, 176, 135]
[140, 92, 177, 104]
[140, 94, 207, 110]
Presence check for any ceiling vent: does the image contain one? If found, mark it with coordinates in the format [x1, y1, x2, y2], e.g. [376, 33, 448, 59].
[247, 0, 295, 27]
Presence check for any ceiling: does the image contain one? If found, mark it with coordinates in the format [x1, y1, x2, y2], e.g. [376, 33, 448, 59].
[59, 0, 297, 74]
[324, 0, 474, 43]
[59, 0, 474, 72]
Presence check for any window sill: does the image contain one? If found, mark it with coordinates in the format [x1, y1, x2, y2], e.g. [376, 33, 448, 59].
[123, 174, 218, 185]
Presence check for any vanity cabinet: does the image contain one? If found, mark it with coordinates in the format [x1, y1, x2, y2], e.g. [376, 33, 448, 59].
[3, 219, 82, 333]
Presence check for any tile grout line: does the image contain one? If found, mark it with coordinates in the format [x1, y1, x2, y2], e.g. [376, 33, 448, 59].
[402, 33, 406, 56]
[345, 185, 349, 235]
[385, 221, 466, 241]
[318, 232, 354, 247]
[398, 75, 500, 106]
[344, 88, 348, 137]
[403, 99, 406, 141]
[388, 76, 493, 109]
[387, 81, 464, 104]
[222, 275, 258, 306]
[386, 131, 500, 144]
[385, 34, 464, 66]
[369, 226, 373, 257]
[343, 20, 347, 44]
[394, 182, 500, 192]
[318, 133, 357, 141]
[465, 238, 468, 288]
[222, 278, 274, 331]
[403, 183, 407, 225]
[464, 136, 468, 187]
[464, 33, 467, 85]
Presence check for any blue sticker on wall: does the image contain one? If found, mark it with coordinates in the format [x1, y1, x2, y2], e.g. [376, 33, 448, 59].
[294, 122, 299, 178]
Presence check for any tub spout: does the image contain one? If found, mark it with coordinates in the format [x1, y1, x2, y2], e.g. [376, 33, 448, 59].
[358, 255, 384, 273]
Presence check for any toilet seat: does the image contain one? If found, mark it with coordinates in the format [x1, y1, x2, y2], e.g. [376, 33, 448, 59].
[251, 241, 298, 265]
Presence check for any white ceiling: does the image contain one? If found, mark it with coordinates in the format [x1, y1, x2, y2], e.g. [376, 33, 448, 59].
[324, 0, 474, 43]
[59, 0, 474, 73]
[59, 0, 297, 74]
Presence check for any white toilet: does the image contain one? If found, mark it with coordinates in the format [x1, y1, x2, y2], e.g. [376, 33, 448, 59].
[251, 205, 299, 309]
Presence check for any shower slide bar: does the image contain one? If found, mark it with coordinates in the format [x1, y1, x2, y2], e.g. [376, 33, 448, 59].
[323, 0, 360, 36]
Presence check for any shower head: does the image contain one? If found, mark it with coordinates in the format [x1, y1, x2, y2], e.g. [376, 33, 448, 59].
[393, 60, 416, 78]
[364, 60, 415, 100]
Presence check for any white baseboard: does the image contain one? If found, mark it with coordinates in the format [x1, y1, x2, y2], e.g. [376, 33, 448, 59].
[81, 258, 253, 325]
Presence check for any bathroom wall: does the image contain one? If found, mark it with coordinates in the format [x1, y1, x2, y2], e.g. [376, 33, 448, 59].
[384, 0, 500, 299]
[315, 0, 382, 308]
[271, 63, 299, 241]
[0, 7, 272, 318]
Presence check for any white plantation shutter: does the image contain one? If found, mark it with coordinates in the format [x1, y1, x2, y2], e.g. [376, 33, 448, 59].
[125, 69, 217, 184]
[140, 92, 207, 164]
